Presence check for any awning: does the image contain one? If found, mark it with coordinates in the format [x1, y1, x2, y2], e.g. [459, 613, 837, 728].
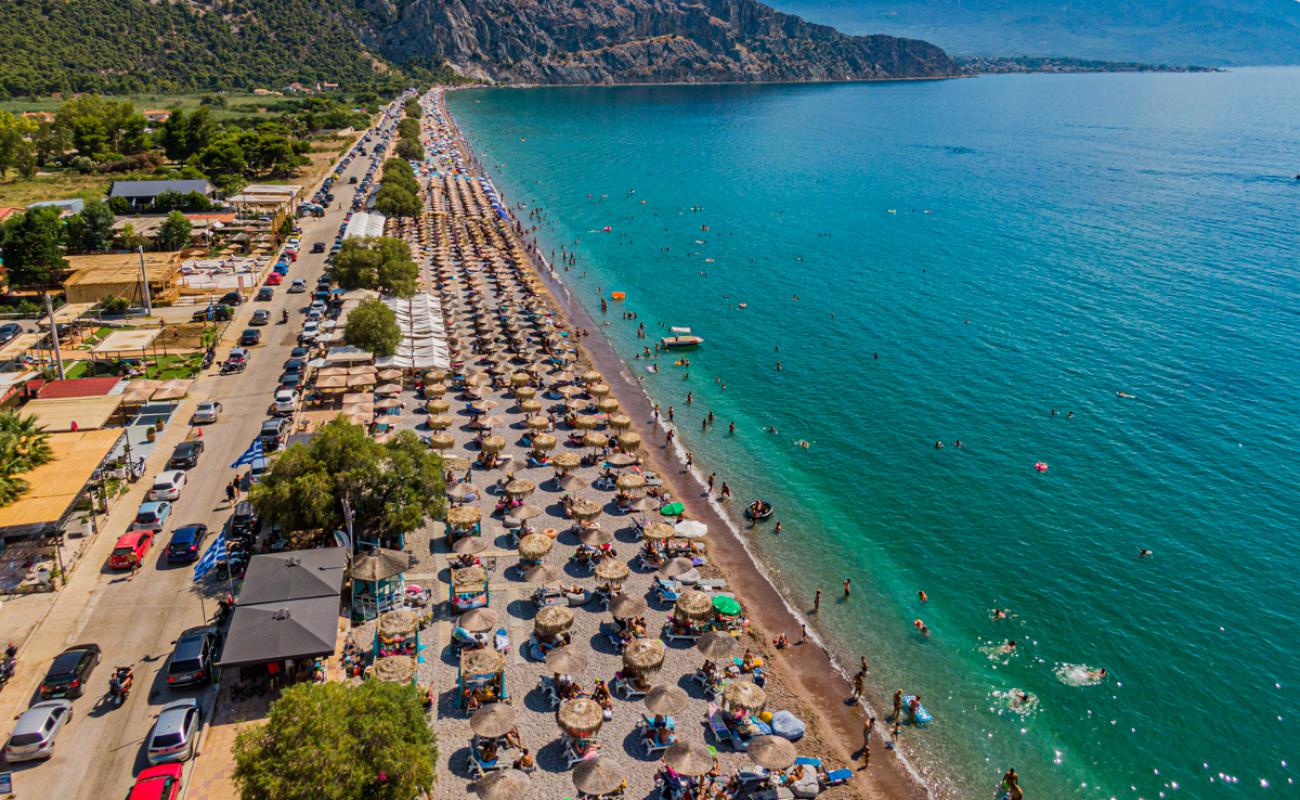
[236, 549, 347, 606]
[217, 596, 340, 668]
[19, 395, 124, 431]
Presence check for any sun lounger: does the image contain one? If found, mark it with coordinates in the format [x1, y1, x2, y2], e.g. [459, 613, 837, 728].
[612, 674, 647, 700]
[696, 579, 729, 591]
[706, 705, 732, 748]
[535, 675, 559, 709]
[652, 577, 681, 603]
[470, 748, 502, 777]
[822, 768, 852, 787]
[661, 623, 701, 644]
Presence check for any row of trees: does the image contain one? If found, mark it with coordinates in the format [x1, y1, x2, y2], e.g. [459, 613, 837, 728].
[247, 418, 444, 540]
[373, 157, 421, 219]
[394, 100, 424, 162]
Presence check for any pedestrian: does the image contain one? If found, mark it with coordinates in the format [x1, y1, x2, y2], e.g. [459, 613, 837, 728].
[666, 430, 675, 446]
[685, 451, 693, 469]
[843, 578, 852, 598]
[892, 689, 903, 721]
[852, 670, 865, 699]
[798, 624, 807, 644]
[773, 521, 783, 534]
[814, 590, 822, 613]
[861, 716, 875, 769]
[719, 482, 730, 500]
[130, 557, 140, 581]
[667, 405, 674, 422]
[652, 403, 660, 421]
[707, 472, 716, 492]
[686, 391, 693, 405]
[860, 656, 869, 675]
[225, 483, 236, 503]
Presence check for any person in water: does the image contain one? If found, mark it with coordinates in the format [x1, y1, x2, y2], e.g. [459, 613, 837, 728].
[1002, 640, 1017, 654]
[913, 619, 930, 635]
[991, 608, 1009, 620]
[1139, 548, 1152, 558]
[1087, 667, 1108, 682]
[918, 590, 928, 603]
[773, 521, 783, 534]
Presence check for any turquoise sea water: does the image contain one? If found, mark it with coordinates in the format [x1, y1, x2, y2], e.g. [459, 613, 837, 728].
[448, 70, 1300, 799]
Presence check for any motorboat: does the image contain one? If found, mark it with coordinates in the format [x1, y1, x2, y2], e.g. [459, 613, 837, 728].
[660, 326, 703, 349]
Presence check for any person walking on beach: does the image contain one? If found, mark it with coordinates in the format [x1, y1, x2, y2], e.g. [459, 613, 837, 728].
[719, 482, 730, 500]
[861, 716, 875, 769]
[707, 473, 715, 493]
[665, 430, 675, 446]
[892, 689, 903, 722]
[852, 669, 865, 699]
[685, 451, 693, 469]
[813, 590, 822, 613]
[843, 578, 852, 598]
[667, 405, 674, 423]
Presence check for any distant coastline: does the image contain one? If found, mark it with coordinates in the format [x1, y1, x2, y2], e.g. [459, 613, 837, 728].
[956, 55, 1221, 75]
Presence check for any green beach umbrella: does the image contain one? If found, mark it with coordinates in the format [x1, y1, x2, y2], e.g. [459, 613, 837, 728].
[712, 595, 742, 617]
[659, 502, 685, 517]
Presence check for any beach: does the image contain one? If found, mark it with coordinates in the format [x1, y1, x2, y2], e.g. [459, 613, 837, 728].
[389, 87, 930, 799]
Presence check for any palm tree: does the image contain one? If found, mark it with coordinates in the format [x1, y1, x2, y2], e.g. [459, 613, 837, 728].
[0, 411, 52, 507]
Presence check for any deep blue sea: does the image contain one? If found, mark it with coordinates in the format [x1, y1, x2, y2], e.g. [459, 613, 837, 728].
[449, 69, 1300, 799]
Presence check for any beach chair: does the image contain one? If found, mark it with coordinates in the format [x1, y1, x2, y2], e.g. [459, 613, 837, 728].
[563, 734, 600, 768]
[641, 728, 676, 757]
[821, 767, 852, 788]
[535, 675, 560, 709]
[660, 622, 700, 644]
[612, 674, 647, 700]
[469, 748, 502, 778]
[696, 579, 729, 592]
[652, 577, 682, 604]
[638, 713, 676, 732]
[705, 705, 732, 749]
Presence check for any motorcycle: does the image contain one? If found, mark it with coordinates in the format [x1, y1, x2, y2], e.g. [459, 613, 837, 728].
[280, 309, 289, 324]
[0, 643, 16, 690]
[108, 666, 134, 707]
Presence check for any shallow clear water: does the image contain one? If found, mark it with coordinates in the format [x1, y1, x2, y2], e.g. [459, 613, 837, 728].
[449, 70, 1300, 798]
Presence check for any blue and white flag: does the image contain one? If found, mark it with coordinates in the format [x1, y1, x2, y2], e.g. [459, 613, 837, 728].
[230, 437, 264, 468]
[193, 532, 228, 581]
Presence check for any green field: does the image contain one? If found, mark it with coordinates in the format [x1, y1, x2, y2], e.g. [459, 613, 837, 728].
[0, 92, 283, 121]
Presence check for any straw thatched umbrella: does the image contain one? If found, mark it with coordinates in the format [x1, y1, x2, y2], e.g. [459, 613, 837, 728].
[453, 535, 489, 555]
[504, 505, 542, 527]
[426, 414, 455, 431]
[556, 698, 604, 736]
[552, 452, 581, 470]
[470, 703, 518, 739]
[534, 605, 574, 635]
[645, 685, 689, 715]
[607, 413, 632, 431]
[606, 452, 638, 467]
[642, 522, 676, 541]
[375, 398, 403, 410]
[662, 741, 714, 776]
[622, 638, 665, 674]
[469, 399, 499, 414]
[523, 563, 564, 584]
[696, 631, 738, 658]
[376, 383, 402, 396]
[553, 370, 576, 384]
[569, 499, 602, 520]
[461, 647, 505, 677]
[480, 435, 506, 453]
[545, 645, 588, 675]
[517, 533, 553, 560]
[476, 415, 507, 430]
[423, 382, 448, 396]
[464, 385, 489, 400]
[748, 736, 797, 770]
[505, 478, 536, 497]
[608, 593, 647, 620]
[573, 759, 625, 796]
[372, 655, 417, 683]
[474, 769, 530, 800]
[594, 558, 629, 582]
[530, 433, 557, 452]
[525, 415, 550, 431]
[378, 609, 421, 638]
[596, 398, 619, 414]
[556, 473, 585, 491]
[447, 483, 481, 504]
[615, 473, 646, 492]
[510, 372, 531, 387]
[572, 414, 600, 431]
[659, 557, 696, 579]
[513, 385, 537, 400]
[447, 505, 482, 526]
[587, 383, 611, 397]
[628, 496, 659, 513]
[459, 607, 500, 633]
[580, 370, 602, 384]
[674, 590, 714, 621]
[425, 398, 451, 413]
[426, 432, 455, 450]
[616, 432, 642, 452]
[444, 456, 471, 472]
[722, 680, 767, 712]
[579, 527, 613, 547]
[520, 398, 543, 413]
[352, 549, 410, 582]
[378, 369, 404, 382]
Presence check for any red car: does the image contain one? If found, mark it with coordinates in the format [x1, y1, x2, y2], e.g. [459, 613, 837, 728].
[109, 531, 154, 570]
[127, 764, 184, 800]
[264, 273, 283, 286]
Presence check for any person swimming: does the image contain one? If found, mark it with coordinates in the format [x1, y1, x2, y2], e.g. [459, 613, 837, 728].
[913, 619, 930, 635]
[1002, 640, 1018, 654]
[918, 590, 928, 603]
[1086, 667, 1108, 682]
[1139, 548, 1152, 558]
[991, 608, 1009, 620]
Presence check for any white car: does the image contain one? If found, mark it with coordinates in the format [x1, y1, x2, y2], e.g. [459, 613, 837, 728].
[146, 699, 201, 765]
[191, 401, 222, 425]
[309, 300, 326, 315]
[149, 470, 187, 502]
[288, 279, 307, 293]
[271, 389, 299, 416]
[298, 322, 319, 343]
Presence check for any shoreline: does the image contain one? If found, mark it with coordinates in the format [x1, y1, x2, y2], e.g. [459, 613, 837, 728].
[440, 88, 933, 800]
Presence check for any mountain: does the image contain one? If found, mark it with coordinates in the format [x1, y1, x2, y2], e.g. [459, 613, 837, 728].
[768, 0, 1300, 66]
[0, 0, 957, 98]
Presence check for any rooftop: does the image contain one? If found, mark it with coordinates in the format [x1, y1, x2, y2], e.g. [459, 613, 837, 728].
[0, 428, 123, 535]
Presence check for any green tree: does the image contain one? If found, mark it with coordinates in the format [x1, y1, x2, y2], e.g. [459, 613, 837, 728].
[0, 411, 53, 507]
[329, 237, 417, 297]
[158, 107, 189, 161]
[114, 223, 147, 251]
[0, 207, 68, 290]
[233, 681, 436, 800]
[0, 110, 37, 178]
[344, 297, 400, 356]
[373, 184, 420, 218]
[155, 211, 192, 251]
[394, 137, 423, 162]
[64, 200, 116, 254]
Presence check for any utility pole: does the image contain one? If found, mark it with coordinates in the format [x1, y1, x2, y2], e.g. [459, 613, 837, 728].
[43, 292, 65, 380]
[137, 246, 153, 316]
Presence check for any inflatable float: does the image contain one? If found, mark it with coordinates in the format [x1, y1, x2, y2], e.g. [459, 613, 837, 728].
[903, 694, 932, 724]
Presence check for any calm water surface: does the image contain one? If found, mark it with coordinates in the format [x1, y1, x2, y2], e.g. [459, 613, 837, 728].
[449, 70, 1300, 799]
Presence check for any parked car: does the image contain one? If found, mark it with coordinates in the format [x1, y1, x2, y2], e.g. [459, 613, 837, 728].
[250, 310, 271, 326]
[289, 346, 309, 360]
[255, 287, 274, 301]
[146, 699, 202, 764]
[191, 401, 222, 425]
[239, 328, 262, 346]
[3, 700, 72, 761]
[270, 389, 298, 416]
[265, 272, 283, 286]
[227, 347, 250, 365]
[231, 501, 259, 535]
[282, 357, 306, 372]
[191, 305, 232, 322]
[165, 524, 208, 563]
[167, 440, 204, 470]
[127, 765, 184, 800]
[259, 417, 290, 450]
[297, 323, 319, 344]
[0, 322, 23, 344]
[311, 241, 326, 254]
[279, 371, 303, 391]
[129, 501, 172, 533]
[288, 279, 307, 293]
[109, 530, 154, 570]
[149, 470, 187, 502]
[309, 300, 326, 315]
[165, 628, 217, 688]
[38, 644, 100, 699]
[218, 291, 243, 306]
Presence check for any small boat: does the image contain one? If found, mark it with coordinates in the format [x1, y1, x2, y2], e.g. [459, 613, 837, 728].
[660, 326, 703, 349]
[745, 499, 773, 520]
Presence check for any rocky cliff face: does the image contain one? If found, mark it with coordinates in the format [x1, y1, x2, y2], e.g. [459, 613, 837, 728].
[363, 0, 957, 84]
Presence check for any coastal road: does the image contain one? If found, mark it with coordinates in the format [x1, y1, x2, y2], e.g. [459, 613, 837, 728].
[0, 142, 373, 798]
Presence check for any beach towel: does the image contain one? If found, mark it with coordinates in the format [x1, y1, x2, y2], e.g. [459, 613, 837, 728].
[770, 710, 805, 741]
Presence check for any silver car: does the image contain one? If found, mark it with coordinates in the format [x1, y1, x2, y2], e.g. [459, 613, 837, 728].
[192, 401, 222, 425]
[146, 699, 201, 764]
[4, 700, 72, 761]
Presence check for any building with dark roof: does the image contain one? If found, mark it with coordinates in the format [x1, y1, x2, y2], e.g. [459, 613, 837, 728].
[108, 179, 216, 209]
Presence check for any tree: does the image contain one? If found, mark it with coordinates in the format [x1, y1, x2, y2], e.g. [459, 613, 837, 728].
[0, 110, 37, 178]
[0, 207, 68, 290]
[394, 137, 423, 162]
[248, 418, 443, 538]
[0, 411, 53, 507]
[155, 211, 192, 251]
[114, 223, 147, 251]
[158, 107, 189, 161]
[232, 681, 436, 800]
[373, 184, 420, 218]
[329, 237, 417, 297]
[64, 200, 116, 254]
[344, 298, 400, 356]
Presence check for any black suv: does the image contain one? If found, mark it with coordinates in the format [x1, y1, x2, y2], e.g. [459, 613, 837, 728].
[167, 440, 204, 470]
[239, 328, 262, 346]
[39, 644, 101, 699]
[231, 501, 259, 535]
[218, 291, 243, 306]
[191, 305, 233, 323]
[166, 627, 217, 688]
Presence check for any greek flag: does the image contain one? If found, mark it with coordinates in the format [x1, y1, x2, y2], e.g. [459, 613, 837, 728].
[193, 533, 227, 581]
[230, 437, 264, 468]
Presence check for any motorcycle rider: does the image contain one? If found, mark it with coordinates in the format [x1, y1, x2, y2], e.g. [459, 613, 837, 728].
[109, 665, 134, 701]
[281, 309, 289, 324]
